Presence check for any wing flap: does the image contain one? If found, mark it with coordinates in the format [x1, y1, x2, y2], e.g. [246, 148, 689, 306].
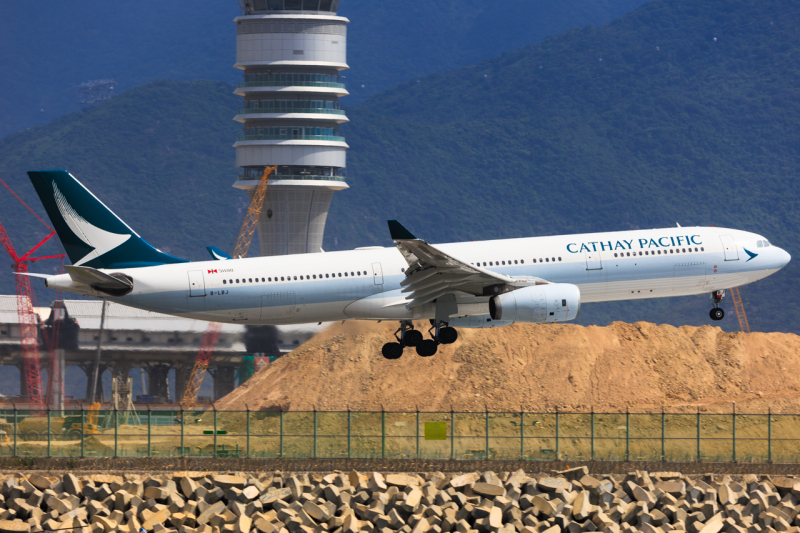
[388, 220, 548, 310]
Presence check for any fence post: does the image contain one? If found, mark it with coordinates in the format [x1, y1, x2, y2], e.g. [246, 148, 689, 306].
[381, 408, 386, 460]
[12, 403, 17, 458]
[520, 410, 525, 461]
[416, 407, 420, 460]
[485, 408, 490, 460]
[767, 408, 772, 463]
[450, 408, 455, 460]
[47, 404, 51, 458]
[113, 405, 118, 458]
[246, 405, 251, 459]
[555, 407, 560, 461]
[661, 407, 665, 462]
[180, 407, 185, 457]
[279, 408, 284, 458]
[147, 405, 152, 458]
[213, 404, 218, 458]
[696, 407, 701, 462]
[625, 408, 630, 462]
[347, 408, 351, 459]
[80, 403, 85, 458]
[313, 406, 318, 459]
[732, 402, 736, 463]
[590, 408, 595, 461]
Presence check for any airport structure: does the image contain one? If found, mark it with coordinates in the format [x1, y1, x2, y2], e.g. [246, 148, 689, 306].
[233, 0, 350, 256]
[0, 296, 321, 406]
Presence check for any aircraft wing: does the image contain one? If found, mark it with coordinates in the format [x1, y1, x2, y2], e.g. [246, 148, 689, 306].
[388, 220, 548, 309]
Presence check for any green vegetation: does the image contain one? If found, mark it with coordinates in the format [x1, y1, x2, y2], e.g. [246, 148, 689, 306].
[0, 0, 798, 333]
[0, 0, 648, 138]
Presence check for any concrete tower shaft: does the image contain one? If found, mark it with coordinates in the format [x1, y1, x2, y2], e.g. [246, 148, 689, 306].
[234, 0, 349, 256]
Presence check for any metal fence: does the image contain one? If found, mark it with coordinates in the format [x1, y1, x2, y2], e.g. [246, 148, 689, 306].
[1, 407, 799, 463]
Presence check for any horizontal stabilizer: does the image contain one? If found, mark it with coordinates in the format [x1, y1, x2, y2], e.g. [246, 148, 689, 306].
[14, 272, 50, 279]
[207, 246, 232, 261]
[66, 265, 133, 297]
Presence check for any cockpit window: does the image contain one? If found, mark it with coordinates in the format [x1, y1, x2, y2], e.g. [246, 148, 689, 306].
[758, 241, 763, 248]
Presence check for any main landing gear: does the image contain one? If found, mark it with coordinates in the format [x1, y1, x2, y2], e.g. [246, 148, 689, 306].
[381, 320, 459, 360]
[710, 290, 726, 321]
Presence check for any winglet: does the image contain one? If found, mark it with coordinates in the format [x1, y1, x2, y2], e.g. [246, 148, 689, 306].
[207, 246, 233, 261]
[388, 220, 417, 241]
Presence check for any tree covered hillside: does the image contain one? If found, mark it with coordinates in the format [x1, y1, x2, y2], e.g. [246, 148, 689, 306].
[327, 0, 800, 332]
[0, 0, 797, 334]
[0, 0, 647, 138]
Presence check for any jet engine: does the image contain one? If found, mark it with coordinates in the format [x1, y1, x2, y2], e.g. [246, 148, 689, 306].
[489, 283, 580, 324]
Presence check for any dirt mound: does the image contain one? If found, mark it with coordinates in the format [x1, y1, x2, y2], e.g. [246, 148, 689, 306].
[217, 321, 800, 413]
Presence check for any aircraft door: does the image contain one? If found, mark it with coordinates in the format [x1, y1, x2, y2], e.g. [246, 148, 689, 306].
[719, 235, 739, 261]
[585, 251, 603, 270]
[372, 263, 384, 285]
[188, 271, 206, 297]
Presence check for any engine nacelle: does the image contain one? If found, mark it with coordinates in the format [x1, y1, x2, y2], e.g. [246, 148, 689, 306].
[489, 283, 580, 324]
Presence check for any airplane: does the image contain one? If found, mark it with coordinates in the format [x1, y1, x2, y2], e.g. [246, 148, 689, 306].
[23, 170, 791, 360]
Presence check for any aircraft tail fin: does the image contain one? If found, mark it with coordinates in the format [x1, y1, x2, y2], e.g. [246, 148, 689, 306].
[27, 170, 188, 269]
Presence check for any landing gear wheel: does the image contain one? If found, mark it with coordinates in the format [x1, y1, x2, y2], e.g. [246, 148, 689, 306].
[382, 342, 404, 360]
[416, 339, 438, 357]
[403, 329, 423, 347]
[438, 327, 458, 345]
[710, 308, 725, 321]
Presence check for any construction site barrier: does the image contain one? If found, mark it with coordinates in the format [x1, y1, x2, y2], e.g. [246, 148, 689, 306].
[0, 407, 798, 463]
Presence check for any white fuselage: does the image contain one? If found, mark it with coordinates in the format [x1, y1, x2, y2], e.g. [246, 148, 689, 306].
[45, 226, 790, 325]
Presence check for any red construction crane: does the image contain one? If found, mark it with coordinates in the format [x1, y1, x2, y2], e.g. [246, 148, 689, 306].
[0, 178, 65, 410]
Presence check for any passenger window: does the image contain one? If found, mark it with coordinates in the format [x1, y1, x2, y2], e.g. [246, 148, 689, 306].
[344, 273, 348, 277]
[281, 277, 285, 281]
[533, 259, 537, 263]
[521, 260, 524, 264]
[223, 280, 227, 284]
[701, 247, 704, 251]
[546, 258, 549, 262]
[514, 260, 518, 264]
[249, 278, 253, 282]
[558, 257, 562, 261]
[614, 253, 618, 258]
[639, 252, 642, 256]
[300, 276, 303, 280]
[351, 272, 355, 276]
[268, 277, 272, 282]
[695, 247, 699, 252]
[293, 276, 297, 280]
[236, 279, 240, 283]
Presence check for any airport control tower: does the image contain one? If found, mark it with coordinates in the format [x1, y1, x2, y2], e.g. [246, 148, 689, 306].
[233, 0, 350, 256]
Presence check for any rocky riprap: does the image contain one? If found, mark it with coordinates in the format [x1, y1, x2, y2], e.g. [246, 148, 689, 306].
[0, 468, 799, 533]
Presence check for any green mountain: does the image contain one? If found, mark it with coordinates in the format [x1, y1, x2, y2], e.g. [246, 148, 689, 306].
[0, 0, 798, 334]
[0, 0, 648, 138]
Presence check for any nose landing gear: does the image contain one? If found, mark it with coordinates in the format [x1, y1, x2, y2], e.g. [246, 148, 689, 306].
[710, 290, 726, 321]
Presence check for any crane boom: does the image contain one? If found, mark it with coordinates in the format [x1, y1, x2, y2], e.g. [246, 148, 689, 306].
[0, 221, 45, 410]
[180, 165, 276, 410]
[730, 286, 751, 333]
[232, 166, 277, 259]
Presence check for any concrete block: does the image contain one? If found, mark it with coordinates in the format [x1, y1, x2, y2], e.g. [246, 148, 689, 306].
[450, 475, 480, 489]
[474, 484, 505, 498]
